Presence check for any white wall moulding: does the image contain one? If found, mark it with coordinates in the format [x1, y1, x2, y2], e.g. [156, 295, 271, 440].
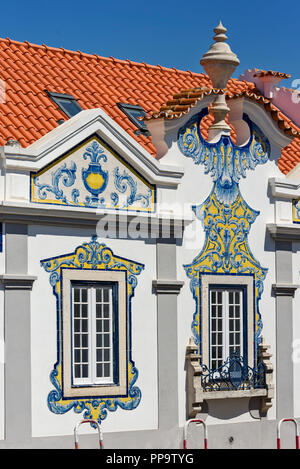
[0, 109, 184, 188]
[269, 178, 300, 200]
[271, 283, 300, 297]
[267, 223, 300, 241]
[0, 202, 194, 237]
[0, 274, 37, 290]
[152, 279, 184, 295]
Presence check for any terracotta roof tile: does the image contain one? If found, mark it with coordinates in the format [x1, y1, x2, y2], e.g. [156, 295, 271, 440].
[253, 69, 291, 79]
[0, 37, 299, 174]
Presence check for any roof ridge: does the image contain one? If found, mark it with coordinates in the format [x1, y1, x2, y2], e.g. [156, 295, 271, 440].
[0, 36, 205, 77]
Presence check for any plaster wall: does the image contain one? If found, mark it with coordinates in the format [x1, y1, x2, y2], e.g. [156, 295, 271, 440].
[292, 243, 300, 418]
[156, 106, 284, 427]
[0, 230, 4, 440]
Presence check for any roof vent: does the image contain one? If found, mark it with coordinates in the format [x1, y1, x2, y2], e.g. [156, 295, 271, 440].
[45, 91, 82, 118]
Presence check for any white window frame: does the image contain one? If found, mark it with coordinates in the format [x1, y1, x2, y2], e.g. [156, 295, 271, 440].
[71, 283, 114, 386]
[209, 287, 244, 371]
[201, 274, 254, 370]
[62, 268, 128, 398]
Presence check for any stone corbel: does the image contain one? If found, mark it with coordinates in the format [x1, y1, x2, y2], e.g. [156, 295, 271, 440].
[258, 337, 274, 416]
[185, 337, 205, 417]
[0, 274, 37, 290]
[272, 283, 299, 297]
[152, 279, 184, 295]
[185, 336, 274, 418]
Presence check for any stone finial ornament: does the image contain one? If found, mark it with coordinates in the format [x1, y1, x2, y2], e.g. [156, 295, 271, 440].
[200, 22, 240, 141]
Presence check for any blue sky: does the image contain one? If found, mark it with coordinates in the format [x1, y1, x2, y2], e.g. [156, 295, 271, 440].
[2, 0, 299, 88]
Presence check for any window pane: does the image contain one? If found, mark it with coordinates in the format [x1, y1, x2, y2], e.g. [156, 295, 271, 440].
[103, 288, 109, 302]
[81, 289, 88, 303]
[72, 283, 114, 385]
[82, 304, 88, 317]
[96, 288, 102, 303]
[74, 288, 80, 302]
[210, 287, 244, 370]
[96, 304, 102, 318]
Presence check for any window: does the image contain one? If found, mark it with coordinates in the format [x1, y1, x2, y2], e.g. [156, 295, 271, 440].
[209, 287, 244, 371]
[45, 91, 82, 118]
[62, 268, 127, 398]
[72, 283, 116, 386]
[201, 274, 254, 370]
[117, 102, 150, 136]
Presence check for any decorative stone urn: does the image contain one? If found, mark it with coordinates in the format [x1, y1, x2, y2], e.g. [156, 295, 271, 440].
[200, 21, 240, 141]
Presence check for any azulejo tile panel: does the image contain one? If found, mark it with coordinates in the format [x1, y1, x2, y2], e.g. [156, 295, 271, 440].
[40, 236, 144, 423]
[178, 109, 270, 365]
[292, 199, 300, 223]
[31, 135, 156, 212]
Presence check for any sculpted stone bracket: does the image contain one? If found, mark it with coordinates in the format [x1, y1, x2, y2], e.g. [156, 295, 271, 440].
[0, 274, 37, 290]
[152, 279, 184, 295]
[272, 283, 299, 297]
[185, 337, 274, 418]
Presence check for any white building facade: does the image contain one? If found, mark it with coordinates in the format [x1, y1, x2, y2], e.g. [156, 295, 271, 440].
[0, 24, 300, 449]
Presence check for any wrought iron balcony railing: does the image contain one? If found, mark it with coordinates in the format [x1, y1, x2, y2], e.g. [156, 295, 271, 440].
[186, 337, 274, 417]
[200, 352, 266, 392]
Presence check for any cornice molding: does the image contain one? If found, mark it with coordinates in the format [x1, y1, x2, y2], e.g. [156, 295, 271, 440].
[269, 177, 300, 200]
[272, 283, 299, 297]
[0, 274, 37, 290]
[267, 223, 300, 241]
[1, 108, 184, 188]
[152, 279, 184, 295]
[0, 202, 194, 236]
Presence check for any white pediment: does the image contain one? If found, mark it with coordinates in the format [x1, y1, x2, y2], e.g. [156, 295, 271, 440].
[2, 108, 185, 210]
[30, 134, 155, 212]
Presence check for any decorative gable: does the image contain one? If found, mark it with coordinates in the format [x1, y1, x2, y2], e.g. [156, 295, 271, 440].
[30, 134, 156, 212]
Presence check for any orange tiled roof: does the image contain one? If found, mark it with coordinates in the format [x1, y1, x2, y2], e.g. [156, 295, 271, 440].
[0, 37, 299, 175]
[252, 69, 291, 79]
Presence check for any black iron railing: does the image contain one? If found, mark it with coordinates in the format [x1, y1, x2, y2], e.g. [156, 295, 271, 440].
[201, 352, 266, 392]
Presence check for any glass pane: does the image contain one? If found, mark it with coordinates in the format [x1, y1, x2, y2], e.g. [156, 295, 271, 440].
[82, 365, 88, 378]
[81, 288, 88, 303]
[56, 97, 82, 117]
[97, 363, 103, 377]
[81, 304, 88, 317]
[96, 320, 102, 332]
[103, 288, 109, 302]
[74, 289, 80, 302]
[74, 303, 80, 317]
[96, 349, 103, 362]
[96, 304, 102, 318]
[82, 349, 88, 363]
[103, 363, 110, 377]
[104, 334, 109, 347]
[82, 334, 88, 348]
[96, 288, 102, 303]
[103, 304, 109, 318]
[75, 365, 81, 378]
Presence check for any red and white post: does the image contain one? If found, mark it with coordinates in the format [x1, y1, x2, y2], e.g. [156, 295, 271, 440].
[183, 418, 208, 449]
[277, 418, 299, 449]
[74, 419, 104, 449]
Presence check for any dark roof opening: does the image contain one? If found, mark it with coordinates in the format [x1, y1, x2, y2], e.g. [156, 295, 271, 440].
[117, 103, 150, 137]
[45, 91, 82, 118]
